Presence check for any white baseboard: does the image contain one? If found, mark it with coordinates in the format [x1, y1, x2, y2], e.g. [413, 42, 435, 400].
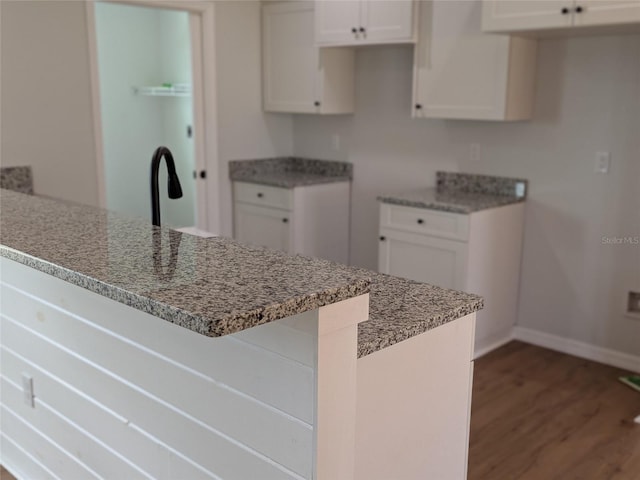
[473, 332, 514, 360]
[513, 326, 640, 373]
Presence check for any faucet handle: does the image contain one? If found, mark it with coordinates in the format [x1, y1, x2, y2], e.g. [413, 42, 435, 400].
[168, 173, 183, 199]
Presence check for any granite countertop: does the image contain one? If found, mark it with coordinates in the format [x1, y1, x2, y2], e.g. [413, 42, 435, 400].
[229, 157, 352, 188]
[358, 271, 483, 358]
[0, 189, 369, 337]
[378, 187, 524, 213]
[378, 171, 528, 214]
[0, 166, 33, 194]
[0, 189, 483, 357]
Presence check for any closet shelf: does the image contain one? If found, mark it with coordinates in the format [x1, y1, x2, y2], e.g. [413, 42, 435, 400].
[133, 84, 191, 97]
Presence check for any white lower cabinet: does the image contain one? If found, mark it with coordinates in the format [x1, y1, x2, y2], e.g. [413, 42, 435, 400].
[234, 203, 292, 253]
[378, 202, 525, 356]
[378, 228, 467, 290]
[233, 181, 350, 264]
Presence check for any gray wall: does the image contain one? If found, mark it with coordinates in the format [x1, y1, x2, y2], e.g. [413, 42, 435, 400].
[1, 0, 99, 206]
[0, 0, 293, 236]
[293, 35, 640, 357]
[215, 0, 293, 236]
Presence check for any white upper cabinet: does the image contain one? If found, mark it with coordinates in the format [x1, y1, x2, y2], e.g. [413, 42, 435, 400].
[483, 0, 573, 31]
[315, 0, 361, 44]
[575, 0, 640, 27]
[483, 0, 640, 33]
[413, 0, 538, 121]
[316, 0, 416, 46]
[359, 1, 416, 43]
[263, 2, 354, 114]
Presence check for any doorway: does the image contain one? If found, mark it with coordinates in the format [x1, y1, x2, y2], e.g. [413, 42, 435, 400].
[87, 0, 218, 232]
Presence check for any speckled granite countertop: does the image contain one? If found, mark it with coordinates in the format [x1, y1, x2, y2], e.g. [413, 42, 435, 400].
[378, 171, 527, 214]
[229, 157, 352, 188]
[0, 189, 368, 337]
[378, 188, 524, 213]
[0, 166, 33, 194]
[358, 271, 482, 357]
[0, 189, 483, 356]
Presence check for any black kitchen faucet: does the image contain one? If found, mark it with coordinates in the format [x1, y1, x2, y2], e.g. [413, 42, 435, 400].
[150, 146, 183, 227]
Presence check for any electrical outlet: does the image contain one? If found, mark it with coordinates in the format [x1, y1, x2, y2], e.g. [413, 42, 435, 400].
[332, 134, 341, 152]
[594, 151, 611, 174]
[22, 373, 34, 408]
[627, 291, 640, 318]
[470, 143, 481, 162]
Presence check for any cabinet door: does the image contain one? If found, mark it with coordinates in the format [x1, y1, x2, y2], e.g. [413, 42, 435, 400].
[575, 0, 640, 27]
[378, 228, 467, 290]
[414, 0, 536, 121]
[234, 203, 292, 253]
[482, 0, 573, 32]
[263, 2, 318, 113]
[315, 0, 360, 45]
[360, 0, 415, 44]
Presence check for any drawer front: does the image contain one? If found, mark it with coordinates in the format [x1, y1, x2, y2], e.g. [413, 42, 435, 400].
[379, 203, 469, 241]
[234, 182, 293, 210]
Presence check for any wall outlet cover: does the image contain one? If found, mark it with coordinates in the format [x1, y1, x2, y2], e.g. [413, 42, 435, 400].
[595, 151, 611, 174]
[627, 291, 640, 317]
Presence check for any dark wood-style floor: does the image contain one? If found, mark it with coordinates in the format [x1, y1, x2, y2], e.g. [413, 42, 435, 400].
[0, 466, 16, 480]
[2, 341, 638, 480]
[469, 341, 640, 480]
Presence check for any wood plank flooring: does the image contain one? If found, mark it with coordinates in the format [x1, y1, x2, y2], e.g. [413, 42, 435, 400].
[2, 341, 638, 480]
[0, 466, 16, 480]
[469, 341, 640, 480]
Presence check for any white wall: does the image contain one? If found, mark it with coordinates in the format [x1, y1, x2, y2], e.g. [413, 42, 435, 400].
[0, 0, 99, 206]
[158, 8, 197, 228]
[95, 2, 165, 221]
[292, 35, 640, 358]
[214, 1, 293, 236]
[95, 3, 196, 227]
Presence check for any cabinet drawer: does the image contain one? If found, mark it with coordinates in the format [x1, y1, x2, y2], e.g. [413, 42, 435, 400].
[234, 182, 293, 211]
[379, 203, 469, 241]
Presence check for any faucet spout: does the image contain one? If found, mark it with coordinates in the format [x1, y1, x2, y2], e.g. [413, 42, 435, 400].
[150, 146, 183, 227]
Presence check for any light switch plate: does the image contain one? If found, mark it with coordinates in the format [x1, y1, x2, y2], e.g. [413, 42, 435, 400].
[595, 151, 611, 174]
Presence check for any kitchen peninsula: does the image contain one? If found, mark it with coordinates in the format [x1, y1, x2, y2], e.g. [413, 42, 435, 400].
[0, 189, 482, 480]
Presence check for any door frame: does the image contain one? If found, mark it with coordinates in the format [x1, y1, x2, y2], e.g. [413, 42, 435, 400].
[85, 0, 220, 232]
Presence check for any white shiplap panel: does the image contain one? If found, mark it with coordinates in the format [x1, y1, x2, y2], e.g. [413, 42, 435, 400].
[232, 313, 317, 367]
[1, 433, 58, 480]
[1, 314, 305, 480]
[166, 450, 221, 480]
[1, 287, 313, 477]
[1, 379, 150, 480]
[1, 405, 101, 480]
[1, 347, 167, 480]
[0, 259, 315, 423]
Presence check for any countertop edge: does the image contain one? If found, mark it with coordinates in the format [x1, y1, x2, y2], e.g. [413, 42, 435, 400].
[357, 298, 484, 358]
[231, 175, 353, 189]
[0, 246, 371, 337]
[377, 194, 525, 214]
